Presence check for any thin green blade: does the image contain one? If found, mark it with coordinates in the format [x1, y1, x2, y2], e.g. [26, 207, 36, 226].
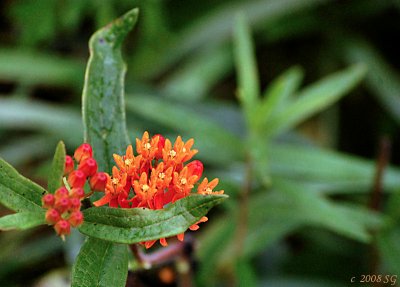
[47, 141, 66, 193]
[265, 64, 366, 137]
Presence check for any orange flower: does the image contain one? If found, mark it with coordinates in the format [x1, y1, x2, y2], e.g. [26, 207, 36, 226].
[113, 145, 140, 176]
[93, 131, 223, 248]
[136, 131, 160, 160]
[162, 136, 198, 168]
[133, 172, 157, 208]
[197, 178, 224, 195]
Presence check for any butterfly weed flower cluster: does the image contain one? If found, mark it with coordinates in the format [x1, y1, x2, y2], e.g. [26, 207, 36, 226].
[41, 132, 223, 247]
[42, 143, 108, 238]
[94, 131, 224, 248]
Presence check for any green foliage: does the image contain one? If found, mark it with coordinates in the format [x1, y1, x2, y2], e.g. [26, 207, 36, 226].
[71, 237, 128, 287]
[79, 194, 227, 243]
[1, 1, 400, 286]
[82, 9, 137, 172]
[0, 212, 45, 231]
[0, 157, 45, 213]
[48, 141, 66, 193]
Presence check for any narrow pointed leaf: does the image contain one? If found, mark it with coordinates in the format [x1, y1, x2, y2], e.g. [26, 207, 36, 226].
[0, 211, 46, 231]
[48, 141, 66, 193]
[79, 194, 227, 243]
[254, 66, 304, 131]
[82, 8, 138, 172]
[0, 157, 46, 213]
[71, 237, 128, 287]
[265, 64, 367, 137]
[233, 14, 259, 116]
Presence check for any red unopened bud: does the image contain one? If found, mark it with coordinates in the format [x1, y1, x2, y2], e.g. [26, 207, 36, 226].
[153, 134, 165, 159]
[45, 208, 60, 224]
[78, 157, 98, 177]
[54, 219, 70, 236]
[55, 196, 70, 213]
[187, 160, 203, 178]
[70, 197, 81, 210]
[89, 172, 108, 191]
[70, 187, 85, 199]
[42, 193, 55, 208]
[55, 187, 69, 199]
[68, 170, 86, 188]
[74, 143, 93, 163]
[68, 211, 84, 227]
[64, 155, 74, 175]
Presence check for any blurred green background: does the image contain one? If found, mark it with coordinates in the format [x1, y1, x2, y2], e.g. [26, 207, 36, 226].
[1, 0, 400, 286]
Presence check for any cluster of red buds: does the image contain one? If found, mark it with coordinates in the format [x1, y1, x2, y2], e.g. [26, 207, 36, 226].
[42, 143, 108, 237]
[94, 131, 224, 248]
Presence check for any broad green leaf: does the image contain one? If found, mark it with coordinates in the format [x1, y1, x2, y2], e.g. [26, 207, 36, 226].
[82, 8, 138, 172]
[268, 143, 400, 194]
[79, 194, 227, 243]
[0, 211, 45, 231]
[0, 157, 46, 213]
[254, 66, 304, 131]
[48, 141, 66, 193]
[265, 64, 367, 137]
[71, 237, 128, 287]
[234, 14, 260, 116]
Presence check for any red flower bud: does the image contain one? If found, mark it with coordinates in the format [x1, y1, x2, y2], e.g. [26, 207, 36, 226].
[70, 197, 81, 210]
[89, 172, 108, 191]
[74, 143, 93, 163]
[54, 220, 71, 236]
[187, 160, 203, 178]
[64, 155, 74, 175]
[70, 187, 85, 199]
[42, 193, 55, 208]
[68, 211, 84, 227]
[45, 208, 61, 224]
[55, 196, 70, 213]
[68, 170, 86, 188]
[55, 187, 69, 199]
[78, 157, 98, 177]
[153, 134, 165, 159]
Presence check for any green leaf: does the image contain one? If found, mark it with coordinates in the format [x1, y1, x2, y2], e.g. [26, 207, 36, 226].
[71, 236, 128, 287]
[0, 157, 46, 213]
[0, 98, 82, 144]
[0, 211, 45, 231]
[79, 194, 227, 243]
[48, 141, 66, 193]
[0, 48, 84, 88]
[265, 64, 367, 137]
[269, 143, 400, 194]
[82, 8, 139, 172]
[254, 66, 304, 131]
[233, 13, 259, 117]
